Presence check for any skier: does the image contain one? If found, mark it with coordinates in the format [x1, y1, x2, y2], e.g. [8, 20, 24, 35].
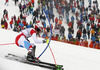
[15, 24, 47, 61]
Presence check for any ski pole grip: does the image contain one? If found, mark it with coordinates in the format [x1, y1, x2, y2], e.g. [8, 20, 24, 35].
[46, 39, 49, 44]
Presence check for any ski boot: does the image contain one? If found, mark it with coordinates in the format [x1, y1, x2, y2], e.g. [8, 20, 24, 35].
[27, 52, 35, 62]
[27, 46, 36, 62]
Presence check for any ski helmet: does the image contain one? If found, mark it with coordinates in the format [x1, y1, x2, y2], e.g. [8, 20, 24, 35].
[34, 23, 42, 32]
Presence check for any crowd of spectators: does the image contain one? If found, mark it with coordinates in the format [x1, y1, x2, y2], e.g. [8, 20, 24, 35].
[0, 0, 100, 49]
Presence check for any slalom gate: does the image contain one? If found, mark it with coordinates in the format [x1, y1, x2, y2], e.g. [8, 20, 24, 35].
[0, 43, 15, 46]
[37, 7, 57, 65]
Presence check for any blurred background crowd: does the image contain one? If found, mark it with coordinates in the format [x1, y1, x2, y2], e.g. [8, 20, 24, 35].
[1, 0, 100, 49]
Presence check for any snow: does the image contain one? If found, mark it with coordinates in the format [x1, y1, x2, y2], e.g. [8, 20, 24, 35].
[0, 0, 100, 70]
[0, 27, 100, 70]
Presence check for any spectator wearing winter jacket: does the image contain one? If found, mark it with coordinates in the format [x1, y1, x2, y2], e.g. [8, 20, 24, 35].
[3, 9, 9, 20]
[86, 23, 90, 39]
[18, 21, 24, 30]
[14, 0, 19, 6]
[26, 23, 32, 28]
[31, 0, 34, 7]
[5, 0, 9, 6]
[72, 6, 76, 14]
[46, 26, 50, 33]
[89, 15, 95, 24]
[96, 16, 100, 23]
[1, 18, 5, 28]
[9, 20, 13, 29]
[89, 41, 94, 48]
[13, 15, 16, 22]
[91, 28, 95, 36]
[58, 19, 62, 26]
[22, 19, 27, 26]
[42, 15, 46, 22]
[71, 16, 75, 24]
[4, 20, 8, 29]
[77, 19, 82, 28]
[68, 21, 73, 28]
[55, 17, 58, 24]
[83, 39, 88, 47]
[18, 3, 22, 12]
[87, 30, 90, 39]
[83, 34, 87, 40]
[98, 28, 100, 35]
[17, 16, 20, 25]
[51, 13, 55, 23]
[20, 13, 23, 20]
[83, 27, 86, 34]
[91, 34, 96, 42]
[68, 32, 73, 41]
[80, 39, 84, 46]
[33, 9, 38, 19]
[75, 11, 79, 20]
[60, 26, 65, 38]
[94, 41, 99, 49]
[76, 29, 82, 41]
[42, 21, 46, 32]
[66, 14, 69, 24]
[97, 23, 100, 27]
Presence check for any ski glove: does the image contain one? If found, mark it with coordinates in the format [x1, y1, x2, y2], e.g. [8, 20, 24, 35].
[43, 40, 46, 43]
[43, 39, 49, 44]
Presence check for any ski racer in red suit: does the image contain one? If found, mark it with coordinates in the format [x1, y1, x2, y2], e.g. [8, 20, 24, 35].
[15, 24, 46, 61]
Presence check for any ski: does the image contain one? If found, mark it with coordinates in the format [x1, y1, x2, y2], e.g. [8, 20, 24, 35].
[5, 53, 64, 70]
[39, 61, 63, 69]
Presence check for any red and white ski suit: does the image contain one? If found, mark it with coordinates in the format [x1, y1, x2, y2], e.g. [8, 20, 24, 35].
[15, 28, 43, 50]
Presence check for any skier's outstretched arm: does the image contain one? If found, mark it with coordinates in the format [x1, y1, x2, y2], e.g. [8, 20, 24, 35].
[32, 33, 44, 44]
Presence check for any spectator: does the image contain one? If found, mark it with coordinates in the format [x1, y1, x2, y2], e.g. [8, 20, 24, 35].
[68, 32, 73, 41]
[3, 9, 9, 20]
[9, 19, 13, 29]
[31, 0, 34, 7]
[55, 17, 58, 24]
[80, 39, 84, 46]
[91, 34, 96, 42]
[5, 0, 9, 6]
[22, 19, 27, 26]
[18, 3, 22, 12]
[4, 20, 8, 29]
[60, 26, 65, 38]
[58, 19, 62, 26]
[83, 39, 88, 47]
[26, 23, 32, 28]
[89, 41, 94, 48]
[86, 22, 90, 39]
[1, 18, 5, 29]
[91, 28, 95, 36]
[14, 0, 19, 6]
[83, 28, 87, 36]
[76, 29, 82, 41]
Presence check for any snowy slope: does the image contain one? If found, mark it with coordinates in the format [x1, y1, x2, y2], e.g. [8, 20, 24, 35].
[0, 0, 100, 70]
[0, 28, 100, 70]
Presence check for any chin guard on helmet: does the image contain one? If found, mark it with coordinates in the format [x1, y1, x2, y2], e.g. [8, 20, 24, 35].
[34, 23, 42, 33]
[35, 28, 41, 32]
